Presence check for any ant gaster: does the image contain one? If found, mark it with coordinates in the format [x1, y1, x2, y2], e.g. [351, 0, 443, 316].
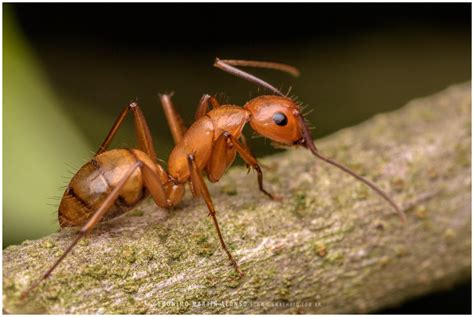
[20, 58, 406, 299]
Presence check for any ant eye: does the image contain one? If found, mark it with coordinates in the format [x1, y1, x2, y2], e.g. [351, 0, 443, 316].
[272, 112, 288, 126]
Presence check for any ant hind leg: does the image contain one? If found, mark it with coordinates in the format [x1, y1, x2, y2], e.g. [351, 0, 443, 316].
[20, 161, 143, 300]
[95, 102, 157, 162]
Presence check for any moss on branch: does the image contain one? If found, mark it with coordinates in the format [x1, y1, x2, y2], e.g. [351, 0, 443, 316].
[3, 82, 471, 313]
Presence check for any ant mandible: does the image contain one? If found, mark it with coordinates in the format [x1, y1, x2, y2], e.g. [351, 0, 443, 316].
[20, 58, 406, 299]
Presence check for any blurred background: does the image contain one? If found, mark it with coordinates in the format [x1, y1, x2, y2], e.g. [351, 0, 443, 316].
[3, 3, 470, 312]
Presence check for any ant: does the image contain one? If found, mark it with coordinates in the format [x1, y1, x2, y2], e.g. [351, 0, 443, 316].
[20, 58, 406, 300]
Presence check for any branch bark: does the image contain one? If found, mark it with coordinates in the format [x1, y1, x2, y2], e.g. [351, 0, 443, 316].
[3, 82, 471, 314]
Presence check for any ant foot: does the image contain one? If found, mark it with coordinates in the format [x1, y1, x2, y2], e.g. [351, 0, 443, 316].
[233, 264, 244, 277]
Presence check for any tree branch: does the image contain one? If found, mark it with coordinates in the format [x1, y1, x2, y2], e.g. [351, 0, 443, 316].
[3, 82, 471, 314]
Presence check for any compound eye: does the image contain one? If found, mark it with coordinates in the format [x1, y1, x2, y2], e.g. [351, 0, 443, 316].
[272, 112, 288, 126]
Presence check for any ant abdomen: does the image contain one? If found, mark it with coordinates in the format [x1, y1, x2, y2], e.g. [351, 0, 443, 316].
[58, 149, 151, 227]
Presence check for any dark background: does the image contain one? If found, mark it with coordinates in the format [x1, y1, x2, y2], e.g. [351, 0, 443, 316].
[5, 3, 471, 313]
[9, 3, 472, 151]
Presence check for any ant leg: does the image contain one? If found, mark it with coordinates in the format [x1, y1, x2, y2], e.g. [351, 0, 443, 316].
[137, 158, 170, 208]
[206, 132, 257, 184]
[20, 161, 143, 300]
[188, 179, 200, 198]
[134, 153, 184, 208]
[238, 134, 253, 169]
[207, 132, 237, 183]
[188, 94, 223, 194]
[224, 132, 279, 200]
[195, 94, 221, 120]
[130, 103, 158, 162]
[96, 102, 168, 180]
[239, 134, 249, 149]
[95, 104, 130, 155]
[96, 102, 155, 159]
[187, 154, 243, 276]
[159, 94, 187, 145]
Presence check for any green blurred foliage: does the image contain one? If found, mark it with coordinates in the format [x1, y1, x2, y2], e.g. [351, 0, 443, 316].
[3, 8, 91, 247]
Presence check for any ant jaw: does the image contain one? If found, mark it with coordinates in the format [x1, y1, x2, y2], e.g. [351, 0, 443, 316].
[295, 113, 320, 155]
[293, 137, 309, 150]
[294, 137, 314, 153]
[294, 136, 305, 146]
[300, 138, 324, 161]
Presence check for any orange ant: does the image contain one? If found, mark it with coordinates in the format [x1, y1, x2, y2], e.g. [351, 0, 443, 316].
[20, 58, 406, 299]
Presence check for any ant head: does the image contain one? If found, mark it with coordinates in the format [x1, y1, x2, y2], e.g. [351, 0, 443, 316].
[244, 95, 305, 145]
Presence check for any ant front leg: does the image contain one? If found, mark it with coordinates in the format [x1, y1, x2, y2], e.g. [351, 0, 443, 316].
[206, 132, 237, 182]
[187, 154, 243, 277]
[217, 132, 280, 201]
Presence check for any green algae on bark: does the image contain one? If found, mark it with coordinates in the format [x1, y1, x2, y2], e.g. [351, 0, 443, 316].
[3, 82, 471, 313]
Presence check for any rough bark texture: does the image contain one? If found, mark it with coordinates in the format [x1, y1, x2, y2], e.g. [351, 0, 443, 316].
[3, 83, 471, 314]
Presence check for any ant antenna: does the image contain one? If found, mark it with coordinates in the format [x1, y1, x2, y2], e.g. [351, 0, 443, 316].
[296, 113, 406, 223]
[214, 58, 299, 97]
